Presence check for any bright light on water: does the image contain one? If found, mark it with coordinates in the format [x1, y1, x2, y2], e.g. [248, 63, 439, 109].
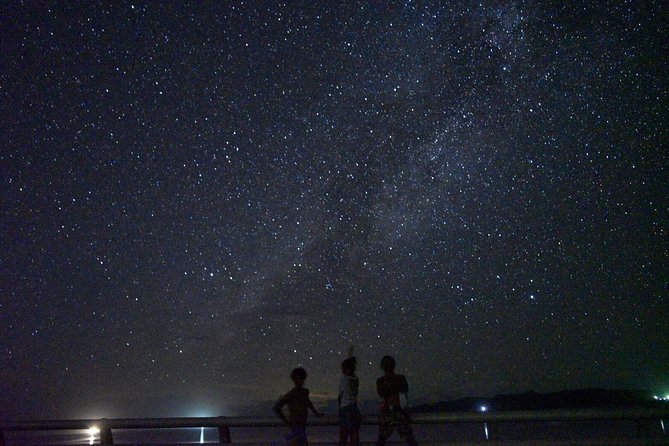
[200, 426, 204, 444]
[87, 426, 99, 445]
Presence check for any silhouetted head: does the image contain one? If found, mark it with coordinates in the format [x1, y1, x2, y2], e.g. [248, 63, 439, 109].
[341, 356, 357, 376]
[291, 367, 307, 387]
[380, 355, 396, 373]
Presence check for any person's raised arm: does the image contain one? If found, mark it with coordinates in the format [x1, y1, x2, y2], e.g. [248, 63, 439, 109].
[273, 396, 290, 426]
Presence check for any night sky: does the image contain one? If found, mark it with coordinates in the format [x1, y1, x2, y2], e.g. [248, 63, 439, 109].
[1, 1, 667, 419]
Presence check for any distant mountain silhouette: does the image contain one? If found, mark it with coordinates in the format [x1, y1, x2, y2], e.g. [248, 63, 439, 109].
[412, 388, 656, 413]
[233, 388, 662, 416]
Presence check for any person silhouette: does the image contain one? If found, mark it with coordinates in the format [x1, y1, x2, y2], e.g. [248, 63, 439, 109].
[274, 367, 324, 445]
[375, 356, 418, 446]
[338, 346, 361, 446]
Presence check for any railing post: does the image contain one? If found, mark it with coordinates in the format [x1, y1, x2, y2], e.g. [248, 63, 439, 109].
[218, 425, 231, 443]
[483, 421, 490, 440]
[100, 426, 114, 444]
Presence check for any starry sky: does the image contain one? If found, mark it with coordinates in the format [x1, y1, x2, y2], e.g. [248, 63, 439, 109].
[1, 1, 667, 419]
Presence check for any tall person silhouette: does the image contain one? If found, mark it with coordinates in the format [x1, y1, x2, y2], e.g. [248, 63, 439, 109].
[375, 355, 418, 446]
[338, 346, 361, 446]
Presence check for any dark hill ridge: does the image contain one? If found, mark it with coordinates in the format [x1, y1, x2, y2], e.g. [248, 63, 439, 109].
[412, 388, 656, 413]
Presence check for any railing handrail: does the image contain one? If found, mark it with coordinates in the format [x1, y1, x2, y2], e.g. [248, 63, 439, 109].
[2, 407, 669, 431]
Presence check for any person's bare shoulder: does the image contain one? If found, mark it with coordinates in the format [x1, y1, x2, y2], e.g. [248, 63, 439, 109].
[283, 387, 298, 400]
[290, 387, 308, 399]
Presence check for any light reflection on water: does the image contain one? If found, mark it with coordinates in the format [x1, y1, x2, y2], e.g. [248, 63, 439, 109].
[3, 429, 102, 445]
[3, 428, 216, 445]
[87, 427, 99, 445]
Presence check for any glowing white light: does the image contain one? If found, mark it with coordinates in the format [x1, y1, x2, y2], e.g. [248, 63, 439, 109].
[88, 426, 100, 445]
[480, 405, 488, 412]
[200, 426, 204, 444]
[484, 421, 489, 440]
[655, 395, 659, 400]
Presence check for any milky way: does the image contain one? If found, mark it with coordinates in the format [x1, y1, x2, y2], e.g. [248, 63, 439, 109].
[1, 1, 667, 418]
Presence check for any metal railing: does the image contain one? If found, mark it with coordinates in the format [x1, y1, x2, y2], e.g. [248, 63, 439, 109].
[2, 408, 668, 444]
